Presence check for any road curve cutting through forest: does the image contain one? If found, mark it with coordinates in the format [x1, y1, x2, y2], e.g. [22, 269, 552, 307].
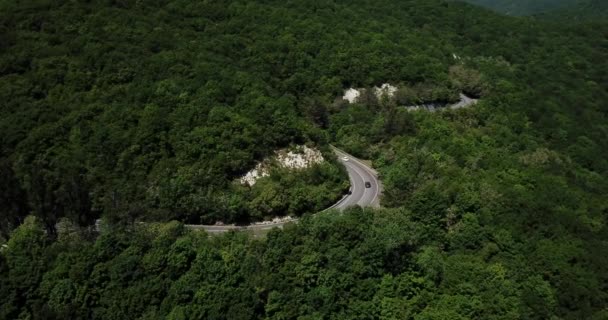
[185, 147, 382, 233]
[404, 93, 478, 111]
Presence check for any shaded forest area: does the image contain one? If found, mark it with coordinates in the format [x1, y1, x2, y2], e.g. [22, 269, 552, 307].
[1, 0, 607, 319]
[460, 0, 608, 19]
[540, 0, 608, 21]
[459, 0, 580, 15]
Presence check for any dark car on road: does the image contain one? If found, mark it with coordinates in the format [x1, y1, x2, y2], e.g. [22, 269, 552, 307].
[365, 181, 372, 188]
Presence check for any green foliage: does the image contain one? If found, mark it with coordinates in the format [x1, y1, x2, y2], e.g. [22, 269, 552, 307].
[0, 0, 607, 319]
[1, 217, 50, 319]
[449, 65, 489, 98]
[3, 201, 602, 319]
[246, 159, 346, 220]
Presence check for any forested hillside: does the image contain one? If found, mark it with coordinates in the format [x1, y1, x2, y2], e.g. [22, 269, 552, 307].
[460, 0, 607, 17]
[1, 0, 607, 319]
[541, 0, 608, 21]
[459, 0, 579, 15]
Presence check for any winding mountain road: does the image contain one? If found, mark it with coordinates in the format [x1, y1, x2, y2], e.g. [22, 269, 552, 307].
[404, 93, 478, 111]
[330, 148, 381, 209]
[97, 93, 480, 235]
[186, 147, 381, 233]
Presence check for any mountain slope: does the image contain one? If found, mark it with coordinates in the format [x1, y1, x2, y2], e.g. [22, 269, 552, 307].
[460, 0, 579, 15]
[0, 0, 607, 319]
[542, 0, 608, 20]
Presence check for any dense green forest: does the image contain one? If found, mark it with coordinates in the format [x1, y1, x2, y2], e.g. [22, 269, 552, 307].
[0, 0, 494, 235]
[1, 0, 607, 319]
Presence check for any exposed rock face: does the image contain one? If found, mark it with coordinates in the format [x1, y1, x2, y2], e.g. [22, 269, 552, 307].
[343, 83, 397, 103]
[240, 168, 268, 186]
[342, 88, 361, 103]
[374, 83, 397, 99]
[240, 146, 324, 186]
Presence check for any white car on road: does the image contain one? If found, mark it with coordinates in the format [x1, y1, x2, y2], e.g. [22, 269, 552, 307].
[341, 156, 349, 162]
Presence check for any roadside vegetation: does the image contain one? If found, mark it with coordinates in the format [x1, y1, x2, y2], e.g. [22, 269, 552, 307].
[0, 0, 606, 319]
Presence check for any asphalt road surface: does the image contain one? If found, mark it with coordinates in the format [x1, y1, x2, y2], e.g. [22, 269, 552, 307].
[404, 93, 478, 111]
[185, 147, 381, 233]
[330, 148, 381, 209]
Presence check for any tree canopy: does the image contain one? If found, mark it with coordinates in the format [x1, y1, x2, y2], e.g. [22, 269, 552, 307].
[1, 0, 607, 319]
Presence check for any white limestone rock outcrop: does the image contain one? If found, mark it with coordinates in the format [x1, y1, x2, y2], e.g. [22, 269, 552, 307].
[374, 83, 397, 99]
[240, 145, 324, 186]
[342, 83, 397, 103]
[342, 88, 361, 103]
